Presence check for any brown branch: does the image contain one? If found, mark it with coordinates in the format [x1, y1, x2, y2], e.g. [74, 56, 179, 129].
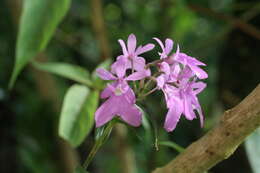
[152, 84, 260, 173]
[188, 4, 260, 40]
[90, 0, 111, 60]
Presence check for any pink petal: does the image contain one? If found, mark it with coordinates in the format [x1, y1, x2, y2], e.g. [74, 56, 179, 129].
[191, 96, 204, 127]
[157, 75, 165, 89]
[118, 103, 142, 127]
[127, 34, 137, 54]
[135, 43, 155, 55]
[111, 57, 127, 78]
[118, 39, 128, 56]
[111, 56, 127, 74]
[172, 63, 181, 74]
[191, 82, 206, 95]
[164, 104, 183, 132]
[132, 56, 146, 71]
[124, 87, 136, 104]
[183, 94, 196, 120]
[160, 62, 170, 75]
[175, 53, 187, 66]
[95, 98, 117, 127]
[153, 37, 165, 51]
[189, 65, 208, 79]
[96, 68, 116, 80]
[188, 56, 206, 66]
[165, 38, 173, 55]
[125, 70, 148, 81]
[100, 82, 117, 99]
[168, 44, 180, 64]
[179, 66, 193, 79]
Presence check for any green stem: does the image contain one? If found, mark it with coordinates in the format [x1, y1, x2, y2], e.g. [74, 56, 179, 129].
[83, 121, 115, 170]
[159, 141, 185, 153]
[137, 87, 158, 101]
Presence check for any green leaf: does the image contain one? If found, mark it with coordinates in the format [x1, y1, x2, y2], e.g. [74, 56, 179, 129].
[59, 84, 99, 147]
[33, 62, 92, 86]
[245, 128, 260, 173]
[74, 166, 88, 173]
[9, 0, 71, 88]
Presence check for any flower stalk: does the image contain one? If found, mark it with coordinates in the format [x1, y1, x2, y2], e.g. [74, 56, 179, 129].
[83, 120, 116, 170]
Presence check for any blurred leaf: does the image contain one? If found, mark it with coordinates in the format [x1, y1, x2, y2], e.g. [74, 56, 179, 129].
[245, 128, 260, 173]
[159, 141, 185, 153]
[33, 62, 92, 86]
[9, 0, 71, 88]
[59, 84, 99, 147]
[74, 166, 88, 173]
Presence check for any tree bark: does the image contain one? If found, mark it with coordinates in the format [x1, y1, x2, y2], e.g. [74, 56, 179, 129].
[152, 83, 260, 173]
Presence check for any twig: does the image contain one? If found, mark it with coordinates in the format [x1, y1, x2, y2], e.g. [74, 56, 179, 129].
[191, 3, 260, 52]
[90, 0, 111, 60]
[188, 4, 260, 40]
[152, 84, 260, 173]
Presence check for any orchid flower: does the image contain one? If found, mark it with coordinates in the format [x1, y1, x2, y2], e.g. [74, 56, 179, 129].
[114, 34, 154, 75]
[95, 57, 143, 127]
[153, 37, 174, 59]
[175, 53, 208, 79]
[94, 34, 208, 133]
[157, 62, 206, 132]
[163, 80, 206, 132]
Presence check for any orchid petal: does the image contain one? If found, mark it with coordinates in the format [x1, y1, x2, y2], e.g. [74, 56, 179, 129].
[164, 103, 183, 132]
[189, 65, 208, 79]
[100, 82, 117, 99]
[124, 87, 136, 104]
[125, 70, 148, 81]
[127, 34, 137, 54]
[191, 82, 206, 95]
[111, 57, 127, 78]
[95, 98, 117, 127]
[157, 75, 165, 89]
[132, 56, 146, 71]
[136, 43, 155, 55]
[96, 68, 116, 80]
[183, 94, 196, 120]
[165, 38, 173, 55]
[160, 62, 171, 75]
[118, 39, 128, 56]
[188, 56, 206, 66]
[119, 103, 142, 127]
[191, 96, 204, 127]
[153, 37, 165, 52]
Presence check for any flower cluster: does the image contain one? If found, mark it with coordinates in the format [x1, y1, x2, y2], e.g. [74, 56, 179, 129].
[95, 34, 207, 132]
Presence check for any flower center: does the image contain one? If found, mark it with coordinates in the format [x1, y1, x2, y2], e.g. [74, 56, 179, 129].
[114, 87, 123, 96]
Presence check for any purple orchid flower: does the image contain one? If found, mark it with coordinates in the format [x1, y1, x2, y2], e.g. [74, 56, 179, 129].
[175, 53, 208, 79]
[95, 58, 143, 127]
[163, 79, 206, 132]
[153, 37, 174, 59]
[157, 63, 206, 132]
[154, 37, 207, 79]
[114, 34, 154, 75]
